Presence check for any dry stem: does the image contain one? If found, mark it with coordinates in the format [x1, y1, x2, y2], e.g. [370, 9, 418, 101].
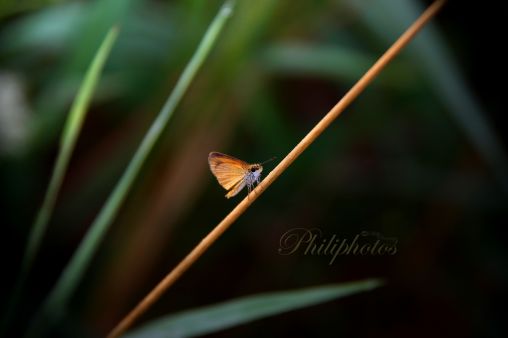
[107, 1, 446, 337]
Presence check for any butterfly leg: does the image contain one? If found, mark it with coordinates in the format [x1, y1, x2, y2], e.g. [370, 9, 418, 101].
[247, 183, 252, 200]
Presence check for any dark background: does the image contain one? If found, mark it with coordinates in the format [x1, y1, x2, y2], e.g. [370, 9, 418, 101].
[1, 0, 506, 337]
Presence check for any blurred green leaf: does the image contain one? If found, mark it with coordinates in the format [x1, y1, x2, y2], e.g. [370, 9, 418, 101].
[125, 279, 382, 338]
[0, 3, 84, 52]
[0, 0, 141, 155]
[261, 43, 417, 88]
[24, 2, 235, 337]
[346, 0, 508, 191]
[24, 25, 120, 280]
[263, 43, 371, 78]
[0, 25, 119, 336]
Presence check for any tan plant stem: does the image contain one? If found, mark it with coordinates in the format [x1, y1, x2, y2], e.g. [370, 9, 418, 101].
[107, 1, 445, 337]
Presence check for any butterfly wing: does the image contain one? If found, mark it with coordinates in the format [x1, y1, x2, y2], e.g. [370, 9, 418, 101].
[225, 179, 247, 199]
[208, 152, 249, 192]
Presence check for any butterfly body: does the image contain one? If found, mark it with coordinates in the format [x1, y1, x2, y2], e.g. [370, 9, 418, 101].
[208, 152, 264, 198]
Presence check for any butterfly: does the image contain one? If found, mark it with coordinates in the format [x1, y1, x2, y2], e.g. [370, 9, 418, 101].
[208, 152, 275, 198]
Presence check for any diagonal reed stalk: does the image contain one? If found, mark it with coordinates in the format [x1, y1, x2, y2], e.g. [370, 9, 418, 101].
[107, 1, 446, 337]
[24, 2, 235, 337]
[0, 26, 119, 337]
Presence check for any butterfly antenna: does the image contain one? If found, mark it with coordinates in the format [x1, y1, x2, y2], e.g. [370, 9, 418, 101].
[261, 156, 276, 165]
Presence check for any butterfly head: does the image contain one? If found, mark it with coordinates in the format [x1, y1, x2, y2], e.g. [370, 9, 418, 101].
[249, 164, 263, 175]
[250, 163, 262, 171]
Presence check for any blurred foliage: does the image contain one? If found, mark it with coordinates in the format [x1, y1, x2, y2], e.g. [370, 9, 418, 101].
[125, 280, 382, 338]
[0, 0, 506, 337]
[0, 0, 63, 20]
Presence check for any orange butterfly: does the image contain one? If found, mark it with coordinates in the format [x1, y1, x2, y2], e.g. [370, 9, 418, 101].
[208, 152, 274, 198]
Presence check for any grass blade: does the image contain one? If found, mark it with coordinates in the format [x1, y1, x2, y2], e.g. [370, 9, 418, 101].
[0, 25, 119, 336]
[124, 279, 382, 338]
[25, 1, 234, 337]
[26, 25, 120, 286]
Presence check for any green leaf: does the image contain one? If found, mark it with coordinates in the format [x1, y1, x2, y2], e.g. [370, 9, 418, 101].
[0, 25, 119, 336]
[125, 279, 382, 338]
[261, 43, 416, 88]
[24, 2, 235, 337]
[29, 26, 120, 278]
